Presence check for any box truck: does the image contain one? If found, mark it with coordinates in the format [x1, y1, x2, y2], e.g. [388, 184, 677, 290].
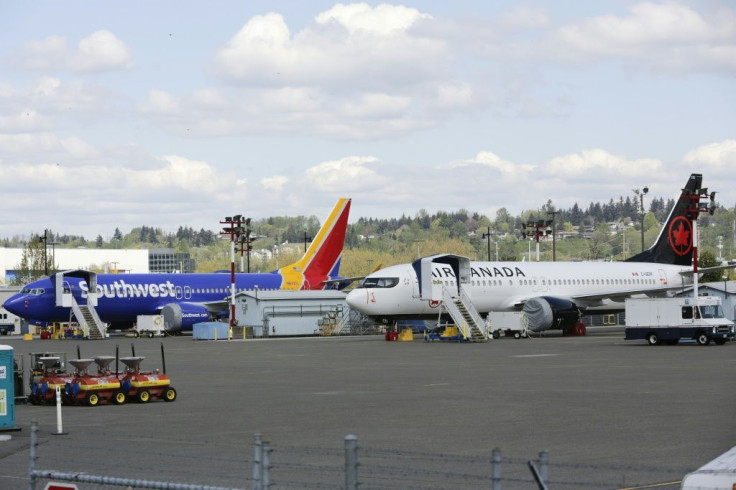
[624, 296, 734, 345]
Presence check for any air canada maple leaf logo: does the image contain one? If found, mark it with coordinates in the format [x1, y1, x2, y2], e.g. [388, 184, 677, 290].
[668, 216, 692, 256]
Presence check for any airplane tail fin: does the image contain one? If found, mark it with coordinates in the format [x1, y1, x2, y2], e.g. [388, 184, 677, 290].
[625, 173, 700, 266]
[279, 198, 351, 290]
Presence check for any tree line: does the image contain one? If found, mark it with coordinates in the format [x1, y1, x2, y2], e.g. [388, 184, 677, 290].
[6, 195, 736, 285]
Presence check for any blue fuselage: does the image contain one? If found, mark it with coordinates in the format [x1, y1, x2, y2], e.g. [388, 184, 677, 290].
[3, 272, 285, 326]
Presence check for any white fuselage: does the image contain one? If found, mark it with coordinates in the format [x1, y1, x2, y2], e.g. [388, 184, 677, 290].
[345, 261, 693, 318]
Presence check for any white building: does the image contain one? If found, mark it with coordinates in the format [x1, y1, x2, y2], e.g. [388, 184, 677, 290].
[0, 248, 149, 285]
[233, 290, 348, 337]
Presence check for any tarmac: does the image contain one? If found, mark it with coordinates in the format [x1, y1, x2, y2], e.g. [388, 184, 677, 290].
[1, 328, 734, 489]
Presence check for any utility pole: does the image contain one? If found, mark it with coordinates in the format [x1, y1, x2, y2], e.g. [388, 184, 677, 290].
[303, 230, 311, 253]
[481, 226, 492, 261]
[633, 186, 649, 252]
[38, 229, 48, 275]
[547, 210, 558, 261]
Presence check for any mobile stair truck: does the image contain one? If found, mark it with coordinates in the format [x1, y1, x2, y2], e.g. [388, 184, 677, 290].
[624, 296, 735, 346]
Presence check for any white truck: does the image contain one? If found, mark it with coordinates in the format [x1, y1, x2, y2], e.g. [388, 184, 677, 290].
[132, 315, 166, 338]
[487, 311, 528, 339]
[624, 296, 735, 346]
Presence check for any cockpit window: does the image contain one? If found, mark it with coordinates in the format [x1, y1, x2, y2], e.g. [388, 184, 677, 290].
[20, 288, 44, 295]
[699, 304, 724, 319]
[359, 277, 399, 289]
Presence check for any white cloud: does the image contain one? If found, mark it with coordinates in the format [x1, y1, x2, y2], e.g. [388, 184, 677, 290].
[554, 2, 736, 73]
[544, 149, 662, 178]
[448, 151, 534, 179]
[214, 5, 447, 88]
[304, 156, 390, 191]
[0, 110, 52, 134]
[261, 175, 289, 190]
[22, 30, 134, 73]
[683, 139, 736, 170]
[315, 3, 431, 35]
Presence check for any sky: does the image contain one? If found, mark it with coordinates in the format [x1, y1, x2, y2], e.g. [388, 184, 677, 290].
[0, 1, 734, 240]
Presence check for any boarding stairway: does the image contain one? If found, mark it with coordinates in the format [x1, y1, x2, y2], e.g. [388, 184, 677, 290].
[71, 301, 105, 340]
[441, 287, 486, 342]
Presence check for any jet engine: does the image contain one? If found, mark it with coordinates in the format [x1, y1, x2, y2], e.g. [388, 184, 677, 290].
[522, 296, 581, 333]
[161, 303, 211, 334]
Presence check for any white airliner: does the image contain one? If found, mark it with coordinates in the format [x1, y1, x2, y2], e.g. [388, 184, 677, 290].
[346, 174, 718, 334]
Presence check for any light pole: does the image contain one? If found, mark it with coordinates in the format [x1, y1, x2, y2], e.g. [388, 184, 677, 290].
[38, 229, 48, 275]
[547, 210, 557, 261]
[633, 186, 649, 252]
[220, 215, 248, 331]
[303, 230, 312, 253]
[481, 226, 492, 261]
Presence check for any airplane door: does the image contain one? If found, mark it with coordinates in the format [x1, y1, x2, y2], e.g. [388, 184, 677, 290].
[184, 286, 192, 299]
[412, 254, 470, 301]
[175, 286, 183, 300]
[658, 269, 669, 287]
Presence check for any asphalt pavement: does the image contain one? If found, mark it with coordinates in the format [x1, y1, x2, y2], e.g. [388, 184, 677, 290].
[1, 328, 734, 489]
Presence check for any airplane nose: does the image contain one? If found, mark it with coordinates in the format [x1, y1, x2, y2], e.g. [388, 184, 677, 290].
[3, 295, 26, 317]
[345, 289, 364, 310]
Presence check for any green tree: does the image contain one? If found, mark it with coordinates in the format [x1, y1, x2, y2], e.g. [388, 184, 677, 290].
[11, 235, 53, 285]
[698, 250, 722, 282]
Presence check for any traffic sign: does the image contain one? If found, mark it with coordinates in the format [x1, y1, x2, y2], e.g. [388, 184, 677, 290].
[43, 483, 79, 490]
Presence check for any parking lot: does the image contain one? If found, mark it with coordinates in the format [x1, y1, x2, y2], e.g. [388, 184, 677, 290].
[1, 329, 734, 489]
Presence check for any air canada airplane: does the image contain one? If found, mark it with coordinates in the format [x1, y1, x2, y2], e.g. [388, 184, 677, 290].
[346, 174, 720, 335]
[4, 198, 351, 333]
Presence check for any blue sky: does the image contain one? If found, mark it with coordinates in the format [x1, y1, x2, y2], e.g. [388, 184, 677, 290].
[1, 1, 734, 239]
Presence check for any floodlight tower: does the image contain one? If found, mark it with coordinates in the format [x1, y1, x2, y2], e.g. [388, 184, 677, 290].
[220, 215, 246, 331]
[633, 186, 649, 252]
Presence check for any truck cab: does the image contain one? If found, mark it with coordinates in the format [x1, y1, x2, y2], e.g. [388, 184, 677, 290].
[624, 296, 735, 346]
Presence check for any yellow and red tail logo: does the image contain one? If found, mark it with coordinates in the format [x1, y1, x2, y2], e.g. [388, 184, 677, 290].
[278, 198, 351, 290]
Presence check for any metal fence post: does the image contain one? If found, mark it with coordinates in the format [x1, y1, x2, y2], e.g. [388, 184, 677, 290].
[344, 434, 358, 490]
[491, 447, 502, 490]
[252, 432, 263, 490]
[29, 421, 38, 490]
[262, 441, 271, 490]
[538, 450, 549, 487]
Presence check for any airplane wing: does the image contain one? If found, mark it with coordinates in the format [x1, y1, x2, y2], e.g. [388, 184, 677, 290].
[509, 283, 684, 310]
[322, 263, 384, 289]
[680, 263, 736, 276]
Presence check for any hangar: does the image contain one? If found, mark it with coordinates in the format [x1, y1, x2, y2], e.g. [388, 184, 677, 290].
[233, 289, 348, 337]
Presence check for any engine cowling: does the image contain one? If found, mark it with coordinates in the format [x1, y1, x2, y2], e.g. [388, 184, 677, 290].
[161, 303, 211, 334]
[522, 296, 580, 333]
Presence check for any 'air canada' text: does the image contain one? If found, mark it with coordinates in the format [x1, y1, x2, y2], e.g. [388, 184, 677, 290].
[432, 265, 526, 279]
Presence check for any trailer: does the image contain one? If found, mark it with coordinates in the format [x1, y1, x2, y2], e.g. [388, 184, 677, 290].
[27, 353, 72, 405]
[119, 356, 176, 403]
[487, 311, 528, 339]
[133, 315, 166, 338]
[64, 356, 125, 406]
[624, 296, 735, 345]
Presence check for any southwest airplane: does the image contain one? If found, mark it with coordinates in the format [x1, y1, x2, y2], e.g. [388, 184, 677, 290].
[4, 198, 351, 333]
[346, 174, 717, 334]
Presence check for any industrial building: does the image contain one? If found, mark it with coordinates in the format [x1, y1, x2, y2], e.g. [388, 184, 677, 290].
[0, 248, 197, 285]
[233, 290, 348, 337]
[675, 281, 736, 320]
